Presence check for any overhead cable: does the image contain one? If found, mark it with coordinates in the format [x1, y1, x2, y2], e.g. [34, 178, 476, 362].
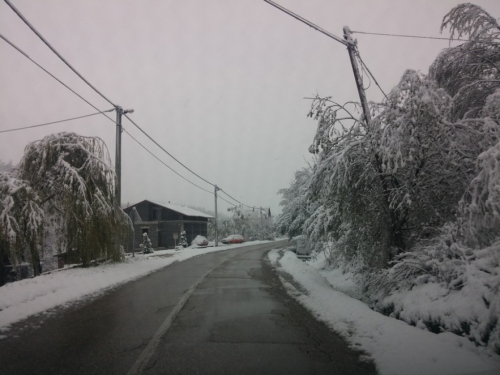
[351, 30, 500, 45]
[220, 189, 270, 210]
[263, 0, 347, 46]
[122, 129, 215, 195]
[1, 31, 252, 209]
[123, 114, 217, 188]
[0, 109, 114, 134]
[125, 114, 267, 210]
[0, 32, 116, 126]
[355, 50, 389, 102]
[2, 10, 266, 210]
[4, 0, 116, 107]
[122, 130, 237, 207]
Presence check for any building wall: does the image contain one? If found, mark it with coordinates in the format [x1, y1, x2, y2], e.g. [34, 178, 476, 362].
[131, 222, 159, 250]
[184, 222, 208, 245]
[158, 222, 182, 248]
[124, 201, 210, 250]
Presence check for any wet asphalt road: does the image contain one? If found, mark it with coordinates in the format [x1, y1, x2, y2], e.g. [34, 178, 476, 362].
[0, 241, 376, 374]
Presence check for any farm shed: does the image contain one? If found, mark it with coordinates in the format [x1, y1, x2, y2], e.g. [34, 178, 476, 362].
[123, 200, 213, 250]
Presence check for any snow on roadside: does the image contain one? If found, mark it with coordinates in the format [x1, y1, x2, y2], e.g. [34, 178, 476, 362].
[0, 241, 269, 334]
[269, 249, 500, 375]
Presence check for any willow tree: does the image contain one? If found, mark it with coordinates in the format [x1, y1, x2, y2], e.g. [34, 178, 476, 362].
[0, 173, 44, 277]
[276, 165, 316, 239]
[429, 3, 500, 121]
[18, 132, 130, 266]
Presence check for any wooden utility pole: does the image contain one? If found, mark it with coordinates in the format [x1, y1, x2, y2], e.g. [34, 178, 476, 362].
[115, 106, 123, 208]
[114, 106, 134, 209]
[214, 185, 220, 247]
[343, 26, 371, 126]
[263, 1, 372, 127]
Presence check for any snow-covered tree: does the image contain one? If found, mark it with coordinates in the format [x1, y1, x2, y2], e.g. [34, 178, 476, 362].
[224, 205, 274, 240]
[429, 3, 500, 121]
[0, 160, 14, 173]
[305, 98, 395, 267]
[276, 165, 316, 238]
[369, 4, 500, 353]
[276, 1, 500, 355]
[140, 232, 154, 254]
[178, 231, 188, 248]
[17, 132, 130, 266]
[0, 173, 44, 276]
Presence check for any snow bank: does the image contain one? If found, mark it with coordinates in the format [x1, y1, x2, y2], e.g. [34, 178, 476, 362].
[0, 241, 269, 333]
[269, 249, 500, 375]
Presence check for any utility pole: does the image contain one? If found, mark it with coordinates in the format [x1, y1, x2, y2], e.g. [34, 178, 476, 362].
[115, 106, 123, 208]
[214, 185, 220, 247]
[343, 26, 372, 125]
[259, 207, 263, 240]
[114, 106, 134, 209]
[262, 1, 372, 126]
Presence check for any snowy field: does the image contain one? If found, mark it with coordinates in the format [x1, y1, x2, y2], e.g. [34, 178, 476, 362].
[0, 241, 270, 337]
[268, 248, 500, 375]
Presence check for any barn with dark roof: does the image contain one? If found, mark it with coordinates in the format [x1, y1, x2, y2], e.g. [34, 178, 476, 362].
[123, 200, 213, 250]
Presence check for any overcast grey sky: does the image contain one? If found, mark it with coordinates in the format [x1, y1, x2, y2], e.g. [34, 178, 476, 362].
[1, 0, 499, 215]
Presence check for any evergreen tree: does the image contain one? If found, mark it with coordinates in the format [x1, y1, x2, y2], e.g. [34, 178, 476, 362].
[178, 231, 188, 248]
[141, 232, 154, 254]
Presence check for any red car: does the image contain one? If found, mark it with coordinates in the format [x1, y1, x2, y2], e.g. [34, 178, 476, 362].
[221, 235, 245, 244]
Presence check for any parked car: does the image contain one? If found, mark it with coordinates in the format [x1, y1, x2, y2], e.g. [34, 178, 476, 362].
[221, 234, 245, 244]
[292, 235, 311, 257]
[191, 235, 209, 247]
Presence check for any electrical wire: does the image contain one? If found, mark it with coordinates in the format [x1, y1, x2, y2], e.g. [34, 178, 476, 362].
[0, 29, 214, 193]
[122, 128, 214, 195]
[4, 0, 116, 107]
[123, 114, 217, 188]
[357, 53, 371, 91]
[355, 49, 389, 102]
[0, 30, 217, 202]
[1, 30, 256, 209]
[0, 109, 114, 134]
[218, 195, 238, 207]
[263, 0, 347, 46]
[1, 10, 267, 210]
[351, 30, 500, 45]
[124, 115, 264, 209]
[0, 32, 117, 126]
[220, 189, 270, 210]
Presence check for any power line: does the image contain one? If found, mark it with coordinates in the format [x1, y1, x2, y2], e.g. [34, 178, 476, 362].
[0, 32, 116, 126]
[122, 118, 267, 209]
[125, 114, 269, 210]
[351, 30, 500, 45]
[263, 0, 347, 46]
[0, 109, 114, 134]
[122, 129, 214, 195]
[355, 50, 389, 102]
[218, 195, 238, 207]
[2, 5, 215, 193]
[4, 0, 116, 107]
[122, 130, 238, 207]
[219, 190, 270, 210]
[123, 114, 217, 188]
[1, 31, 256, 209]
[2, 7, 268, 211]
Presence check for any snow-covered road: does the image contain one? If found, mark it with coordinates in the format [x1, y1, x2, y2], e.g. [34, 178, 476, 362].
[268, 248, 500, 375]
[0, 241, 271, 336]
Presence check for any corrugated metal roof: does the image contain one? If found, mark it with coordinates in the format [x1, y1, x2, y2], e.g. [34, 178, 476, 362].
[139, 200, 214, 218]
